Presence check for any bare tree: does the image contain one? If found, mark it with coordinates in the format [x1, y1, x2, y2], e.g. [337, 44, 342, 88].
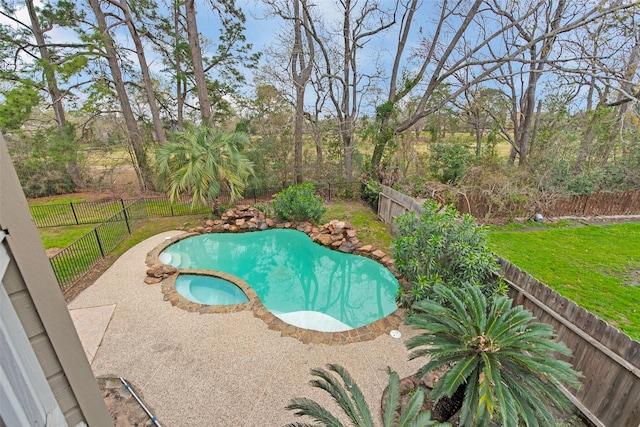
[369, 0, 640, 174]
[262, 0, 316, 183]
[498, 0, 568, 165]
[598, 14, 640, 166]
[290, 0, 315, 183]
[303, 0, 396, 181]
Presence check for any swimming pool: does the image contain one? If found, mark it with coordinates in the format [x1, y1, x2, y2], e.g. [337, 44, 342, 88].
[159, 229, 399, 332]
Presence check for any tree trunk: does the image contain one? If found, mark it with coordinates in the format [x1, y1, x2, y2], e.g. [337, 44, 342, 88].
[432, 383, 466, 422]
[184, 0, 212, 126]
[575, 28, 602, 172]
[342, 129, 354, 181]
[25, 0, 82, 189]
[598, 31, 640, 167]
[529, 99, 543, 154]
[514, 65, 539, 165]
[515, 0, 566, 165]
[293, 86, 305, 184]
[89, 0, 155, 191]
[291, 0, 314, 184]
[370, 0, 419, 177]
[175, 0, 184, 131]
[315, 137, 323, 177]
[117, 0, 165, 144]
[341, 1, 353, 182]
[371, 125, 393, 179]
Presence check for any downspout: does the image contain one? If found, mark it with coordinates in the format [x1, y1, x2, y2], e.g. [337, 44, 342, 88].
[120, 378, 162, 427]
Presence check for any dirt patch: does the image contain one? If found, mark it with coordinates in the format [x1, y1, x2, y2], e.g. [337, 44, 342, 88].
[623, 269, 640, 287]
[88, 165, 142, 196]
[46, 247, 63, 257]
[576, 215, 640, 225]
[602, 268, 640, 287]
[28, 190, 142, 204]
[98, 377, 157, 426]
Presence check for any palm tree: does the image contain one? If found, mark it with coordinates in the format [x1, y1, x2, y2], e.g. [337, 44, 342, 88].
[406, 283, 582, 426]
[286, 364, 449, 427]
[155, 127, 254, 206]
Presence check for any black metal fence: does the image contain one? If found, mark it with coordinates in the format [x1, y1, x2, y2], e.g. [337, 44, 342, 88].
[50, 199, 149, 292]
[30, 199, 129, 228]
[31, 182, 361, 228]
[31, 196, 213, 228]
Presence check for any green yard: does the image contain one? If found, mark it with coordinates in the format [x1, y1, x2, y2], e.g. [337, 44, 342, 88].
[489, 222, 640, 341]
[39, 225, 96, 250]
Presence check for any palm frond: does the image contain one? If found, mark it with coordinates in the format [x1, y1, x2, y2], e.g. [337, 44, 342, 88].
[435, 355, 478, 398]
[327, 364, 373, 427]
[382, 368, 400, 427]
[285, 397, 343, 427]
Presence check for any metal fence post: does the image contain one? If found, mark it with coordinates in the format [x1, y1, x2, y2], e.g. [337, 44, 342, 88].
[70, 202, 79, 225]
[94, 229, 105, 258]
[121, 199, 131, 234]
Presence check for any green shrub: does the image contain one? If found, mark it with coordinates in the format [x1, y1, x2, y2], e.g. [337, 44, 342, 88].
[254, 202, 274, 218]
[272, 183, 326, 223]
[8, 125, 78, 198]
[393, 200, 503, 307]
[360, 178, 381, 210]
[429, 140, 473, 184]
[13, 156, 74, 198]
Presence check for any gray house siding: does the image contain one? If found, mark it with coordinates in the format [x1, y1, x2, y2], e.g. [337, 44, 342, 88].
[0, 135, 112, 426]
[3, 258, 80, 423]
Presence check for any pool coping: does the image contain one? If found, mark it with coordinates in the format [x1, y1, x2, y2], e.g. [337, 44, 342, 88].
[146, 225, 405, 345]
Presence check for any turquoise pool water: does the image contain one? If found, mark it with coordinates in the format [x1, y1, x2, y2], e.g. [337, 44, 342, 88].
[159, 229, 399, 332]
[175, 275, 249, 305]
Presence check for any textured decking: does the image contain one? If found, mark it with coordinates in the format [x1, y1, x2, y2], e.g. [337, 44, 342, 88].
[68, 231, 423, 426]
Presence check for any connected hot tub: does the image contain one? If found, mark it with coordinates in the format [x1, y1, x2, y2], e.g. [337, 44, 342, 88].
[174, 274, 249, 306]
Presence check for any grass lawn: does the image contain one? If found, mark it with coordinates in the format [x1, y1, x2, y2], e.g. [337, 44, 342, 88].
[39, 225, 96, 250]
[488, 222, 640, 341]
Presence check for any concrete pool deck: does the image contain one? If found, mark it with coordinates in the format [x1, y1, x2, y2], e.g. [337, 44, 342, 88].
[68, 230, 424, 426]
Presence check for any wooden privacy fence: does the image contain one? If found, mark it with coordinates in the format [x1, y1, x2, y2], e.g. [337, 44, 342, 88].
[378, 185, 424, 224]
[501, 260, 640, 427]
[455, 190, 640, 220]
[542, 190, 640, 217]
[378, 185, 640, 427]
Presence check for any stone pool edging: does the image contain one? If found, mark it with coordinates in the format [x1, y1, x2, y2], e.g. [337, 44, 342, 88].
[145, 206, 405, 345]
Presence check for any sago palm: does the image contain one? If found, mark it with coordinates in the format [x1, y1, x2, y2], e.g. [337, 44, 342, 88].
[285, 364, 449, 427]
[155, 127, 254, 206]
[406, 283, 582, 426]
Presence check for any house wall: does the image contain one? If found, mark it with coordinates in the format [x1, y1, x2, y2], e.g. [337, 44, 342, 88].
[0, 135, 112, 426]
